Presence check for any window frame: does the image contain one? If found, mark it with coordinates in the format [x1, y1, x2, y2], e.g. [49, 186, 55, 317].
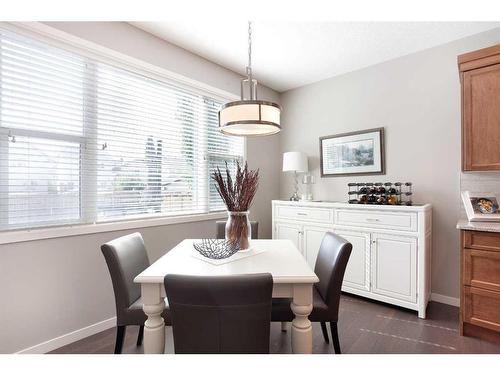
[0, 126, 87, 227]
[0, 22, 247, 243]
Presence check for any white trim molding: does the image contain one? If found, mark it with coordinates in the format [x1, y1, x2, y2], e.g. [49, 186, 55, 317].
[0, 211, 226, 245]
[430, 293, 460, 307]
[16, 316, 117, 354]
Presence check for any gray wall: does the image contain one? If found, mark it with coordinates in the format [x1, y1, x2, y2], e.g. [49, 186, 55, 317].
[280, 27, 500, 302]
[0, 22, 281, 353]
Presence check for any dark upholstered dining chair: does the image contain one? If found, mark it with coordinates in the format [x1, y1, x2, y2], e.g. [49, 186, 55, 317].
[271, 232, 352, 354]
[216, 220, 259, 239]
[101, 232, 171, 354]
[164, 273, 273, 354]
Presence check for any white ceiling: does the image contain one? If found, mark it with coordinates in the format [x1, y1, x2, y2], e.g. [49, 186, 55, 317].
[131, 22, 500, 92]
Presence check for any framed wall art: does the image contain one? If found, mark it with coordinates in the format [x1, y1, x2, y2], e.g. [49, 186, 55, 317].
[461, 191, 500, 222]
[320, 127, 385, 177]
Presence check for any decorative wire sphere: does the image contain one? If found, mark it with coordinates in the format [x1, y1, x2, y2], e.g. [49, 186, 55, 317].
[193, 239, 238, 260]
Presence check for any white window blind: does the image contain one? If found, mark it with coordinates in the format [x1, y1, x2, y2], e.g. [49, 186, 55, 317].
[0, 28, 244, 231]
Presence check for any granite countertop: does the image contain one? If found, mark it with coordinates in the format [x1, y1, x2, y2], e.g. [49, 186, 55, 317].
[456, 219, 500, 233]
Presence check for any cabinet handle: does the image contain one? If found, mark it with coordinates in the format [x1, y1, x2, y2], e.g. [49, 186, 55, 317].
[297, 212, 307, 216]
[366, 218, 380, 222]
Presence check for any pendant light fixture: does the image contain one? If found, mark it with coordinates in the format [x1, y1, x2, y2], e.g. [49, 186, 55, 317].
[218, 22, 282, 137]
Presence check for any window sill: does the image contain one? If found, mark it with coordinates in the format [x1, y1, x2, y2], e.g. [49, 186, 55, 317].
[0, 211, 227, 245]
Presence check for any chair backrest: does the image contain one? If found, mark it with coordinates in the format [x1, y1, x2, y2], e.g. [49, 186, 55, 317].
[216, 220, 259, 239]
[314, 232, 353, 319]
[101, 232, 150, 320]
[164, 273, 273, 354]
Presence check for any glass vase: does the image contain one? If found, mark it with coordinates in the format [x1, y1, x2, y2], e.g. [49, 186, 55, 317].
[225, 211, 251, 251]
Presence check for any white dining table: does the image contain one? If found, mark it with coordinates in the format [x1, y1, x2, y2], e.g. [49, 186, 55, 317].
[134, 239, 319, 354]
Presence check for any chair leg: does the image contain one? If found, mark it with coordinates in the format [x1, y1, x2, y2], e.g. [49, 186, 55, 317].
[330, 322, 341, 354]
[320, 322, 330, 343]
[137, 325, 144, 346]
[114, 325, 126, 354]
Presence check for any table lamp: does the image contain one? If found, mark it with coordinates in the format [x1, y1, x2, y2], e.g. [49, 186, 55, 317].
[282, 152, 308, 201]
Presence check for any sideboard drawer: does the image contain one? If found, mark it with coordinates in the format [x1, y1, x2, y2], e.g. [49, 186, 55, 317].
[335, 209, 417, 231]
[464, 286, 500, 333]
[275, 205, 334, 224]
[464, 231, 500, 252]
[464, 249, 500, 292]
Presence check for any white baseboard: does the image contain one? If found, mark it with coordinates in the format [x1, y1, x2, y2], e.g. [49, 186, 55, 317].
[16, 316, 116, 354]
[430, 293, 460, 307]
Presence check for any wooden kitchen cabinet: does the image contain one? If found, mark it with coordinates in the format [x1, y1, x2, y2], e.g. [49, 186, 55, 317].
[460, 230, 500, 343]
[463, 286, 500, 333]
[459, 45, 500, 171]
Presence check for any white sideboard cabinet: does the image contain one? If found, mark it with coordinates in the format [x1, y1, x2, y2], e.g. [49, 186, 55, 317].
[272, 200, 432, 318]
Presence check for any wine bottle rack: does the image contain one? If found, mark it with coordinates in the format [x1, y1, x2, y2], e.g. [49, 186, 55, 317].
[347, 182, 413, 206]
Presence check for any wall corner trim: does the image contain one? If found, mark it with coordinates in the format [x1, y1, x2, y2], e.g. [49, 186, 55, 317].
[15, 316, 117, 354]
[430, 293, 460, 307]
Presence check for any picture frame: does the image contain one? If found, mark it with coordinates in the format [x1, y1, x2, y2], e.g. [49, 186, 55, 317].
[319, 127, 385, 177]
[461, 191, 500, 222]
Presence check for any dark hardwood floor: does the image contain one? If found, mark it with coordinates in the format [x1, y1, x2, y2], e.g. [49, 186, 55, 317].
[50, 294, 500, 354]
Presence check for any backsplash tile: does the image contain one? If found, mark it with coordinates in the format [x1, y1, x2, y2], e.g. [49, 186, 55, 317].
[461, 172, 500, 192]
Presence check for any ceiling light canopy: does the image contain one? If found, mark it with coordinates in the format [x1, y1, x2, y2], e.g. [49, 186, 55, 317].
[219, 22, 281, 137]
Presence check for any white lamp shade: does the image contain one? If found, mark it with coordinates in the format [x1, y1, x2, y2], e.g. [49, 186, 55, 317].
[282, 152, 308, 172]
[219, 100, 281, 136]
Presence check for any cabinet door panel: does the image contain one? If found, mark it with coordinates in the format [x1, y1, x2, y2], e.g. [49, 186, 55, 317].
[464, 249, 500, 292]
[464, 286, 500, 332]
[303, 225, 330, 269]
[464, 230, 500, 252]
[463, 64, 500, 170]
[274, 222, 302, 254]
[335, 209, 417, 232]
[276, 205, 334, 224]
[371, 234, 417, 302]
[335, 230, 371, 292]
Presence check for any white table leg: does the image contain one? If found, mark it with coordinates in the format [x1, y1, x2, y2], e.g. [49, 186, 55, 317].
[141, 283, 165, 354]
[290, 284, 313, 354]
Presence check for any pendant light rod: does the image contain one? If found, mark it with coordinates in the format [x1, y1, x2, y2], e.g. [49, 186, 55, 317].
[219, 21, 282, 137]
[241, 21, 257, 101]
[247, 21, 254, 100]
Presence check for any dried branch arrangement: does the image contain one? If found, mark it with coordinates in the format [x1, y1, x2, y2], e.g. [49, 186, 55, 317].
[212, 161, 259, 212]
[212, 161, 259, 250]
